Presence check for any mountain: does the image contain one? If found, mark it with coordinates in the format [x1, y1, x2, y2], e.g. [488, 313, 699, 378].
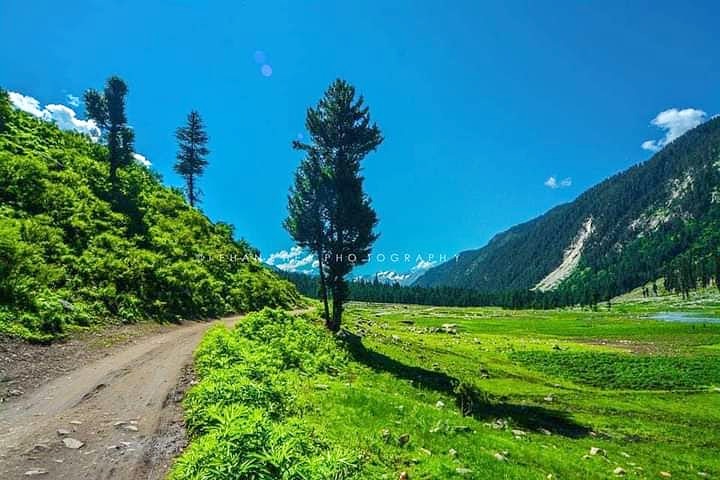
[0, 90, 299, 341]
[415, 117, 720, 299]
[353, 269, 426, 286]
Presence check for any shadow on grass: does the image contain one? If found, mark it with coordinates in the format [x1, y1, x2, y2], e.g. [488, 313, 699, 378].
[341, 331, 589, 438]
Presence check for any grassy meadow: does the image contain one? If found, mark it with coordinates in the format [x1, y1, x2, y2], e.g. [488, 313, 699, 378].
[173, 297, 720, 479]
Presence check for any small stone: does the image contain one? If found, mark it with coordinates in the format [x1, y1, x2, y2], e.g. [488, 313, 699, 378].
[511, 429, 526, 436]
[24, 469, 48, 476]
[493, 452, 507, 462]
[57, 429, 71, 436]
[660, 473, 672, 478]
[435, 400, 445, 408]
[62, 438, 84, 449]
[69, 420, 82, 425]
[113, 421, 128, 427]
[539, 428, 552, 436]
[399, 472, 409, 480]
[9, 389, 23, 396]
[122, 425, 138, 432]
[398, 433, 410, 447]
[589, 447, 605, 456]
[419, 448, 432, 456]
[613, 467, 626, 476]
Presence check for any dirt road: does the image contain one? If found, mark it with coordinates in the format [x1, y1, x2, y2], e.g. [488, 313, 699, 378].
[0, 316, 240, 479]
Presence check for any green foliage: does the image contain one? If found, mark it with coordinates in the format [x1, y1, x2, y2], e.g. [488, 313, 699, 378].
[0, 88, 11, 132]
[84, 76, 135, 178]
[169, 309, 355, 479]
[0, 98, 300, 340]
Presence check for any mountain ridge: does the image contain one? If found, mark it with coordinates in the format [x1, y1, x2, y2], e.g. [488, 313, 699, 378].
[415, 116, 720, 299]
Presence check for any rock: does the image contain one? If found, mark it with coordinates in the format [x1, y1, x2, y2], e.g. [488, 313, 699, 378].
[26, 444, 49, 454]
[660, 473, 672, 478]
[57, 429, 71, 436]
[398, 433, 410, 447]
[9, 389, 23, 396]
[399, 472, 409, 480]
[69, 420, 82, 426]
[24, 469, 48, 476]
[435, 400, 445, 408]
[493, 452, 507, 462]
[62, 438, 84, 449]
[511, 429, 526, 436]
[455, 468, 473, 475]
[122, 425, 139, 432]
[113, 421, 128, 427]
[539, 428, 552, 436]
[448, 448, 457, 457]
[613, 467, 626, 476]
[441, 324, 458, 334]
[589, 447, 605, 456]
[419, 448, 432, 456]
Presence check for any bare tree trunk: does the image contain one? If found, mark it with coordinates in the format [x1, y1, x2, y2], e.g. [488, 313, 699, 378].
[316, 249, 330, 322]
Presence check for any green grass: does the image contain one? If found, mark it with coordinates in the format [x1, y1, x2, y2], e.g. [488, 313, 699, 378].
[173, 300, 720, 479]
[510, 350, 720, 390]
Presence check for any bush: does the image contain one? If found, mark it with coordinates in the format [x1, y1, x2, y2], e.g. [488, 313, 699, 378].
[169, 309, 357, 479]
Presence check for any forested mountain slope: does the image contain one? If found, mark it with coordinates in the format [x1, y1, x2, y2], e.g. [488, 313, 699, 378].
[0, 91, 299, 341]
[416, 117, 720, 301]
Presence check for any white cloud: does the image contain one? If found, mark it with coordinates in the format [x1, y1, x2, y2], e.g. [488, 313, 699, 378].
[8, 91, 100, 141]
[641, 108, 707, 152]
[544, 176, 572, 189]
[265, 246, 316, 272]
[66, 94, 80, 107]
[133, 153, 151, 167]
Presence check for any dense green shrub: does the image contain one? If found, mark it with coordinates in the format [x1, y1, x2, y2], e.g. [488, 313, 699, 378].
[169, 309, 356, 479]
[0, 98, 301, 340]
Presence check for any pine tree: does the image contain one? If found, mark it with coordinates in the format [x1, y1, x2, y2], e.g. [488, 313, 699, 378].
[286, 79, 383, 331]
[84, 76, 134, 179]
[174, 111, 210, 207]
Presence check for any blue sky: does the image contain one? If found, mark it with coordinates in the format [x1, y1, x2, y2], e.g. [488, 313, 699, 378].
[1, 1, 718, 277]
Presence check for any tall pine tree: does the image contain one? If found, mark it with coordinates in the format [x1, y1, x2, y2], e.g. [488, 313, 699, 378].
[84, 76, 134, 179]
[286, 79, 382, 331]
[175, 111, 210, 207]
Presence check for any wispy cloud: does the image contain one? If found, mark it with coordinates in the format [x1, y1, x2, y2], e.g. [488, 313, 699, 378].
[265, 246, 316, 272]
[641, 108, 707, 152]
[8, 91, 100, 141]
[544, 176, 572, 189]
[66, 94, 80, 107]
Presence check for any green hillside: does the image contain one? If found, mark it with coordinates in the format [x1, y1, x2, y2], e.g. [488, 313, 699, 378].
[0, 90, 300, 342]
[416, 118, 720, 302]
